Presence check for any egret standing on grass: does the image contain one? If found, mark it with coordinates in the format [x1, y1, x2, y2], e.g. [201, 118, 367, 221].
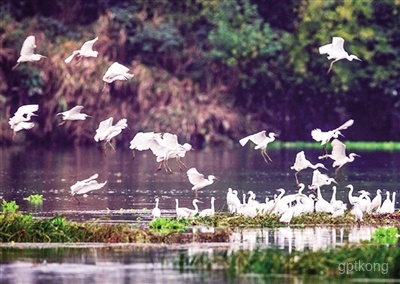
[187, 167, 216, 198]
[70, 173, 107, 203]
[290, 151, 327, 184]
[319, 37, 361, 74]
[311, 119, 354, 154]
[56, 105, 90, 126]
[239, 131, 278, 163]
[9, 104, 39, 139]
[367, 189, 382, 213]
[175, 198, 202, 219]
[64, 37, 99, 64]
[94, 117, 128, 151]
[12, 35, 46, 70]
[199, 197, 216, 217]
[151, 197, 161, 219]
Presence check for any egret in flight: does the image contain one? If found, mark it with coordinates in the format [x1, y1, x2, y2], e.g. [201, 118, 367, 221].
[64, 37, 99, 64]
[94, 117, 128, 151]
[102, 62, 134, 83]
[12, 35, 47, 70]
[70, 173, 107, 203]
[239, 131, 278, 163]
[187, 167, 216, 198]
[319, 139, 360, 175]
[290, 151, 327, 184]
[311, 119, 354, 154]
[56, 105, 90, 126]
[308, 169, 337, 192]
[319, 37, 361, 74]
[9, 104, 39, 139]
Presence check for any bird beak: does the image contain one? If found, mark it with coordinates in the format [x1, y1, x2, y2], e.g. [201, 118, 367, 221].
[338, 133, 345, 137]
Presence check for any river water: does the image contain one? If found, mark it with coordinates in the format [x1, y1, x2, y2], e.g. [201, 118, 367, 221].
[0, 145, 399, 283]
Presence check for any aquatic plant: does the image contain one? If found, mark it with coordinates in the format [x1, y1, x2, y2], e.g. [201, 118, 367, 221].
[149, 217, 187, 234]
[372, 227, 399, 245]
[23, 194, 44, 204]
[2, 200, 19, 213]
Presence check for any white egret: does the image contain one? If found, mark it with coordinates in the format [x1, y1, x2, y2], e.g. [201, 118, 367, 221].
[94, 117, 128, 151]
[12, 35, 47, 70]
[311, 119, 354, 153]
[56, 105, 90, 126]
[64, 37, 99, 64]
[239, 131, 278, 163]
[151, 197, 161, 219]
[391, 192, 396, 214]
[357, 190, 371, 213]
[346, 184, 359, 206]
[102, 62, 134, 83]
[227, 188, 241, 214]
[257, 197, 276, 215]
[129, 132, 162, 157]
[199, 197, 216, 217]
[367, 189, 382, 213]
[9, 104, 39, 139]
[308, 169, 337, 191]
[315, 185, 335, 214]
[279, 207, 295, 225]
[378, 191, 392, 214]
[330, 186, 346, 211]
[319, 139, 360, 175]
[319, 37, 361, 74]
[70, 173, 107, 202]
[175, 198, 202, 219]
[290, 151, 327, 184]
[187, 167, 216, 198]
[350, 201, 363, 222]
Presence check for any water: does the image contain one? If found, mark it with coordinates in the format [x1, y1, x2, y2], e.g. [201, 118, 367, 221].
[0, 146, 399, 283]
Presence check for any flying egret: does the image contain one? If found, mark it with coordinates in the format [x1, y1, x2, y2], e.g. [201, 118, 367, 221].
[56, 105, 90, 126]
[239, 130, 278, 163]
[64, 37, 99, 64]
[9, 104, 39, 139]
[12, 35, 47, 70]
[311, 119, 354, 154]
[94, 117, 128, 151]
[151, 197, 161, 219]
[290, 151, 327, 184]
[199, 197, 216, 217]
[319, 37, 361, 74]
[308, 169, 337, 192]
[175, 198, 202, 219]
[367, 189, 382, 213]
[102, 62, 134, 83]
[319, 139, 360, 175]
[129, 132, 161, 157]
[70, 173, 107, 203]
[187, 167, 216, 198]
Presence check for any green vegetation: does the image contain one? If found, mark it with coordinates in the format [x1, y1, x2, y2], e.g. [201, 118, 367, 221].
[0, 0, 399, 147]
[149, 217, 188, 234]
[372, 227, 399, 245]
[23, 194, 44, 204]
[2, 200, 19, 213]
[177, 242, 400, 279]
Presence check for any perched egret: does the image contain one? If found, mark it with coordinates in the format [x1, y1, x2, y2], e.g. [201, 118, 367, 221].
[70, 173, 107, 202]
[391, 192, 396, 214]
[9, 104, 39, 139]
[227, 188, 241, 214]
[279, 207, 295, 225]
[350, 201, 363, 222]
[346, 184, 360, 206]
[330, 186, 346, 211]
[56, 105, 90, 126]
[311, 119, 354, 153]
[319, 37, 361, 74]
[199, 197, 216, 217]
[367, 189, 382, 213]
[102, 62, 134, 83]
[12, 35, 46, 70]
[315, 185, 335, 214]
[64, 37, 99, 64]
[175, 198, 202, 219]
[239, 131, 278, 163]
[357, 190, 371, 213]
[309, 169, 337, 191]
[290, 151, 327, 184]
[319, 139, 360, 175]
[378, 191, 392, 214]
[94, 117, 128, 151]
[187, 167, 216, 198]
[151, 197, 161, 219]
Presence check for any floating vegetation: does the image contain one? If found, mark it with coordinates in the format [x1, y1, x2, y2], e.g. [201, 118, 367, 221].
[372, 227, 399, 245]
[23, 194, 44, 204]
[2, 200, 19, 213]
[176, 243, 400, 278]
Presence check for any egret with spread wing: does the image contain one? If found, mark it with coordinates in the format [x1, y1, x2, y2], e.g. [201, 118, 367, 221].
[9, 104, 39, 139]
[187, 167, 216, 198]
[70, 173, 107, 203]
[94, 117, 128, 151]
[290, 151, 327, 184]
[12, 35, 47, 70]
[239, 131, 278, 163]
[64, 37, 99, 64]
[56, 105, 90, 126]
[319, 37, 361, 74]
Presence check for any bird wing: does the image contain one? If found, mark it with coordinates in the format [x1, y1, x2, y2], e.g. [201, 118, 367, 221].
[94, 117, 113, 141]
[319, 43, 332, 55]
[16, 104, 39, 116]
[130, 132, 161, 150]
[64, 51, 79, 63]
[161, 132, 179, 149]
[294, 151, 306, 166]
[311, 128, 323, 142]
[334, 119, 354, 132]
[239, 131, 266, 147]
[20, 35, 36, 56]
[330, 139, 346, 160]
[187, 168, 204, 185]
[330, 37, 346, 55]
[75, 180, 107, 195]
[80, 173, 99, 184]
[68, 105, 84, 116]
[80, 37, 98, 52]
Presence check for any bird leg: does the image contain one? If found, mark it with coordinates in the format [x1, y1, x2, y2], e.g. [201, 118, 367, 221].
[11, 62, 20, 71]
[327, 60, 336, 74]
[164, 160, 173, 173]
[131, 151, 136, 160]
[12, 131, 16, 141]
[108, 141, 116, 152]
[176, 157, 188, 171]
[261, 149, 272, 163]
[73, 195, 81, 204]
[195, 189, 198, 199]
[294, 171, 300, 185]
[57, 121, 66, 127]
[156, 162, 163, 172]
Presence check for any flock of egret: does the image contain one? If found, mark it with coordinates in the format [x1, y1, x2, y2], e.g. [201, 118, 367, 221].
[8, 34, 376, 225]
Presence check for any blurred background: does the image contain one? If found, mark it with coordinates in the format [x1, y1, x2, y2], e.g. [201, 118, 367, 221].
[0, 0, 399, 148]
